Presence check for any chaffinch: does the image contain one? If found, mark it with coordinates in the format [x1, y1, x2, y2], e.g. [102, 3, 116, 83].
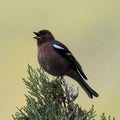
[33, 29, 98, 98]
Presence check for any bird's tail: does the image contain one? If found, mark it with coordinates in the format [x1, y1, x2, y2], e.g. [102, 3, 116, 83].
[66, 70, 99, 98]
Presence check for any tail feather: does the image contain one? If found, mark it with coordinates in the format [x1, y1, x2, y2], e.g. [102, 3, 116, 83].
[66, 70, 99, 98]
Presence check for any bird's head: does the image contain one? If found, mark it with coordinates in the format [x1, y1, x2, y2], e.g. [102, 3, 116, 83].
[33, 30, 55, 45]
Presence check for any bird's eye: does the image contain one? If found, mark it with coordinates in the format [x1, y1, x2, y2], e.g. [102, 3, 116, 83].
[39, 30, 51, 35]
[40, 31, 47, 35]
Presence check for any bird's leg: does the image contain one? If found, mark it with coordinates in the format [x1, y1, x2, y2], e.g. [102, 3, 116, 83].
[55, 76, 63, 84]
[59, 76, 63, 83]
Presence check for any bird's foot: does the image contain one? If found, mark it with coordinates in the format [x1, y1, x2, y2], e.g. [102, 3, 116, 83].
[55, 76, 63, 84]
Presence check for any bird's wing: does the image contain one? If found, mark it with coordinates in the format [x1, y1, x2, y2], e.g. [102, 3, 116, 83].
[51, 40, 87, 80]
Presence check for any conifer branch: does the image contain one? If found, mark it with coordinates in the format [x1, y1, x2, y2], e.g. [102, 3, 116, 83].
[12, 65, 115, 120]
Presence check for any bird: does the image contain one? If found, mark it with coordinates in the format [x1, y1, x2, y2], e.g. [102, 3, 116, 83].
[33, 29, 99, 98]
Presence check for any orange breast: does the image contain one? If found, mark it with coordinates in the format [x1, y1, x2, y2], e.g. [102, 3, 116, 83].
[37, 42, 71, 76]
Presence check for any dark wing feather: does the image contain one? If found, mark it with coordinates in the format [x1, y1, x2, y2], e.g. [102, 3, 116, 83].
[74, 59, 88, 80]
[51, 40, 87, 80]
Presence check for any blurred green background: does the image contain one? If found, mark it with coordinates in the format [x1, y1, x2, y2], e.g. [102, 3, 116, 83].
[0, 0, 120, 119]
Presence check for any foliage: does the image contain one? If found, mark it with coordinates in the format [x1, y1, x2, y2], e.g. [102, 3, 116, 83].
[12, 65, 115, 120]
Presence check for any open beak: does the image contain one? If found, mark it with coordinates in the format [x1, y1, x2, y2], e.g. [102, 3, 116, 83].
[33, 32, 41, 40]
